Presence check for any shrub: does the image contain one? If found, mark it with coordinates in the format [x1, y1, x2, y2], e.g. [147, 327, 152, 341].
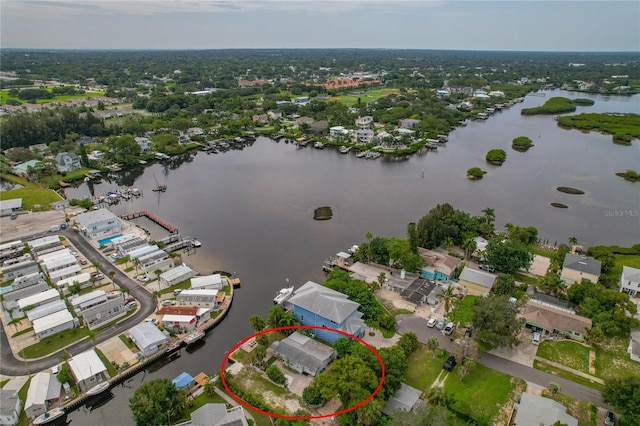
[302, 384, 325, 406]
[512, 136, 533, 151]
[266, 365, 287, 386]
[466, 167, 486, 179]
[486, 149, 506, 164]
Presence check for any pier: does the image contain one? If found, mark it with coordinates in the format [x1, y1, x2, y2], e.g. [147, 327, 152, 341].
[119, 210, 178, 234]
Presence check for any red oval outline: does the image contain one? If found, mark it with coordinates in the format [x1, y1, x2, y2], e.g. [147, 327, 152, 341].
[220, 325, 385, 420]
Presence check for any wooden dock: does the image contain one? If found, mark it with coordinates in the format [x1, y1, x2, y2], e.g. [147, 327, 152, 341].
[119, 210, 178, 233]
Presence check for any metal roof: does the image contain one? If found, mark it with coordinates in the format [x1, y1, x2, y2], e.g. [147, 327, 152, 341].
[514, 393, 577, 426]
[381, 382, 422, 415]
[32, 309, 74, 334]
[269, 332, 336, 375]
[562, 253, 602, 276]
[288, 281, 360, 324]
[129, 322, 168, 350]
[68, 349, 106, 382]
[17, 288, 60, 310]
[459, 267, 497, 289]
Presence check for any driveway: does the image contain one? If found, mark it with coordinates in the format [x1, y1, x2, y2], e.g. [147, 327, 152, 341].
[0, 229, 155, 376]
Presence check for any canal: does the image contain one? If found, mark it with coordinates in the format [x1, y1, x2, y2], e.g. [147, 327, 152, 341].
[64, 90, 640, 424]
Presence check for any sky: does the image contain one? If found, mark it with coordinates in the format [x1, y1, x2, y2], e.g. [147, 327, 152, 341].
[1, 0, 639, 51]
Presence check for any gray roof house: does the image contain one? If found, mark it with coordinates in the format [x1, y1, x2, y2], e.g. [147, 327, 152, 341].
[129, 322, 169, 356]
[560, 254, 602, 286]
[629, 329, 640, 363]
[55, 152, 81, 172]
[620, 266, 640, 298]
[458, 266, 497, 296]
[269, 332, 337, 376]
[75, 208, 123, 239]
[514, 392, 577, 426]
[381, 383, 423, 416]
[181, 404, 248, 426]
[0, 198, 22, 216]
[0, 389, 22, 426]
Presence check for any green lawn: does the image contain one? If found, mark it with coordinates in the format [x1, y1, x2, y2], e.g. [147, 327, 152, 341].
[611, 254, 640, 278]
[159, 279, 191, 295]
[328, 88, 398, 106]
[0, 379, 9, 388]
[541, 390, 597, 426]
[444, 363, 516, 422]
[533, 360, 604, 392]
[11, 327, 33, 338]
[22, 327, 91, 358]
[0, 174, 63, 210]
[119, 334, 137, 350]
[593, 337, 640, 380]
[536, 340, 591, 374]
[529, 244, 553, 258]
[95, 348, 117, 377]
[0, 88, 105, 105]
[16, 378, 31, 426]
[512, 272, 539, 286]
[182, 388, 273, 426]
[404, 346, 447, 391]
[447, 296, 477, 326]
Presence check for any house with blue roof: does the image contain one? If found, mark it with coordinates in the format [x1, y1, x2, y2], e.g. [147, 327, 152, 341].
[287, 281, 366, 344]
[172, 372, 195, 391]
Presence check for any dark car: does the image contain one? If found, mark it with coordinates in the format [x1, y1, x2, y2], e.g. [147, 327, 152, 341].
[464, 328, 473, 338]
[443, 356, 457, 371]
[604, 410, 616, 426]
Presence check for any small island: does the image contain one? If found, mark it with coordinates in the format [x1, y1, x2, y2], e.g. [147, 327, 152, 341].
[521, 97, 589, 115]
[616, 170, 640, 182]
[486, 149, 507, 165]
[572, 98, 595, 106]
[557, 186, 585, 195]
[557, 113, 640, 145]
[512, 136, 533, 151]
[314, 206, 333, 220]
[466, 167, 487, 179]
[551, 202, 569, 209]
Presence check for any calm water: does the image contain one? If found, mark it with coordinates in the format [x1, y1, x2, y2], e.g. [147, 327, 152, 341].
[66, 90, 640, 425]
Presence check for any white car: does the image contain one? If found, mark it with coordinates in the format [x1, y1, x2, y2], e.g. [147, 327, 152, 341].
[137, 275, 150, 282]
[427, 317, 438, 328]
[161, 300, 176, 306]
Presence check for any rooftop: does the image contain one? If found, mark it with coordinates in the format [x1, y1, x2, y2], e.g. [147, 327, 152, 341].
[562, 253, 602, 276]
[288, 281, 360, 324]
[514, 392, 578, 426]
[459, 266, 497, 289]
[68, 349, 107, 382]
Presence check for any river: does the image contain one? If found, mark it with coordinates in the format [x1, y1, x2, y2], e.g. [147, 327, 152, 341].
[64, 90, 639, 425]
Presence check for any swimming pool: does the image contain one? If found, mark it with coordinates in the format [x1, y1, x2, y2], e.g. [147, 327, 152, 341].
[97, 233, 123, 246]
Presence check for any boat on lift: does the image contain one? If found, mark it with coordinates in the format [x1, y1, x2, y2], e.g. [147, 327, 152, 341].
[273, 286, 294, 305]
[32, 407, 65, 425]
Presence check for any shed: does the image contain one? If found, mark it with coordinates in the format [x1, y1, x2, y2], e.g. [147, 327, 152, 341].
[381, 383, 423, 416]
[128, 322, 169, 356]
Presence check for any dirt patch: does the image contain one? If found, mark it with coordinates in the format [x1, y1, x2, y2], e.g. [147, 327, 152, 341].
[589, 350, 596, 375]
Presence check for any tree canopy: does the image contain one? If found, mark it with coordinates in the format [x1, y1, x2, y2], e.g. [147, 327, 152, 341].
[472, 295, 523, 348]
[484, 238, 533, 274]
[603, 375, 640, 425]
[129, 378, 187, 426]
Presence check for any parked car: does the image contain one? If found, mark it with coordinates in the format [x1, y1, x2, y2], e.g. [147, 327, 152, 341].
[532, 332, 541, 345]
[125, 297, 135, 304]
[90, 272, 104, 280]
[161, 300, 176, 306]
[137, 275, 150, 282]
[427, 317, 438, 328]
[464, 328, 473, 338]
[173, 289, 183, 296]
[125, 301, 137, 310]
[479, 264, 495, 273]
[604, 410, 616, 426]
[144, 318, 159, 325]
[436, 320, 446, 330]
[443, 355, 457, 371]
[444, 322, 455, 335]
[70, 250, 78, 257]
[79, 258, 88, 265]
[109, 253, 122, 261]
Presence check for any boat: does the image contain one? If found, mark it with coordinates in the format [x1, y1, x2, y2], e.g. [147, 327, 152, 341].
[85, 380, 111, 397]
[152, 174, 167, 192]
[339, 146, 352, 154]
[183, 330, 205, 345]
[191, 238, 202, 248]
[314, 141, 326, 149]
[355, 151, 367, 158]
[32, 407, 65, 425]
[273, 286, 294, 305]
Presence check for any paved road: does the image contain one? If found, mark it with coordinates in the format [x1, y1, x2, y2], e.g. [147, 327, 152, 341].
[0, 229, 156, 376]
[395, 314, 611, 408]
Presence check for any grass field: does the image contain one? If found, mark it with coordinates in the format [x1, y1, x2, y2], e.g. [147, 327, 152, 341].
[593, 337, 640, 380]
[22, 327, 91, 358]
[404, 346, 448, 391]
[536, 340, 591, 374]
[533, 360, 604, 391]
[0, 174, 63, 210]
[0, 88, 105, 105]
[443, 363, 515, 422]
[328, 88, 398, 106]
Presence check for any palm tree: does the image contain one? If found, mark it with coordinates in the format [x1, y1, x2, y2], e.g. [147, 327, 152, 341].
[461, 238, 477, 260]
[481, 207, 495, 225]
[267, 305, 285, 329]
[108, 270, 116, 283]
[568, 236, 578, 249]
[92, 262, 101, 274]
[249, 315, 266, 332]
[438, 284, 456, 315]
[443, 237, 454, 251]
[425, 386, 446, 406]
[425, 336, 439, 358]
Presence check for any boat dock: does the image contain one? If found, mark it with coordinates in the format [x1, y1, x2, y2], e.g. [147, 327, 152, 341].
[182, 330, 205, 345]
[119, 210, 178, 234]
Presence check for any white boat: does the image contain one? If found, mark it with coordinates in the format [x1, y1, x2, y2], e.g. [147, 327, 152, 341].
[273, 286, 294, 305]
[32, 407, 65, 425]
[85, 381, 110, 397]
[191, 238, 202, 248]
[339, 146, 352, 154]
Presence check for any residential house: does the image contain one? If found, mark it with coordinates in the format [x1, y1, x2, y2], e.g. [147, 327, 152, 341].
[620, 266, 640, 297]
[0, 198, 22, 216]
[41, 255, 77, 277]
[458, 266, 497, 296]
[1, 283, 50, 319]
[269, 332, 336, 376]
[267, 110, 282, 120]
[472, 236, 489, 258]
[48, 264, 82, 283]
[32, 309, 75, 339]
[176, 289, 219, 310]
[128, 322, 169, 356]
[513, 392, 577, 426]
[397, 119, 421, 129]
[418, 248, 461, 282]
[10, 272, 44, 291]
[12, 160, 41, 177]
[287, 281, 366, 343]
[0, 389, 21, 426]
[56, 272, 92, 295]
[308, 120, 329, 135]
[293, 116, 314, 129]
[191, 274, 224, 291]
[1, 259, 39, 280]
[70, 290, 125, 330]
[0, 240, 23, 260]
[28, 236, 63, 256]
[381, 383, 423, 416]
[134, 137, 152, 152]
[139, 249, 174, 274]
[560, 254, 602, 286]
[400, 279, 442, 306]
[628, 329, 640, 363]
[68, 349, 108, 393]
[251, 114, 269, 125]
[75, 135, 94, 145]
[329, 126, 350, 140]
[160, 306, 199, 332]
[17, 289, 60, 313]
[75, 208, 123, 239]
[35, 248, 72, 264]
[125, 244, 159, 261]
[26, 299, 67, 322]
[159, 264, 196, 287]
[55, 152, 80, 172]
[181, 404, 249, 426]
[24, 372, 53, 419]
[292, 96, 309, 105]
[522, 300, 591, 341]
[87, 150, 105, 161]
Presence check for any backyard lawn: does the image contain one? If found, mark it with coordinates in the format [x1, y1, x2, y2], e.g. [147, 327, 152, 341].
[447, 295, 477, 326]
[593, 337, 639, 380]
[404, 346, 448, 392]
[536, 340, 591, 374]
[443, 363, 517, 422]
[328, 88, 398, 106]
[0, 174, 63, 210]
[21, 327, 91, 358]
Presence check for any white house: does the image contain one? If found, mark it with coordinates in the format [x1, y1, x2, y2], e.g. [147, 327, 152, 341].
[70, 291, 125, 330]
[191, 274, 224, 290]
[628, 329, 640, 363]
[48, 264, 82, 283]
[75, 208, 123, 239]
[1, 259, 39, 280]
[138, 249, 174, 274]
[56, 272, 92, 295]
[35, 248, 73, 264]
[68, 349, 108, 393]
[17, 289, 60, 312]
[24, 372, 60, 419]
[472, 236, 489, 257]
[26, 299, 67, 322]
[55, 152, 80, 172]
[176, 289, 219, 310]
[128, 322, 169, 356]
[27, 236, 62, 254]
[32, 309, 75, 339]
[160, 264, 196, 287]
[0, 198, 22, 217]
[127, 244, 160, 261]
[620, 266, 640, 298]
[329, 126, 350, 140]
[0, 389, 21, 426]
[10, 272, 44, 291]
[134, 136, 152, 152]
[41, 255, 77, 276]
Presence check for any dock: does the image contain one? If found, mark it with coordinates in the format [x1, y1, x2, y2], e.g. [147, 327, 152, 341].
[119, 210, 178, 234]
[182, 330, 205, 345]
